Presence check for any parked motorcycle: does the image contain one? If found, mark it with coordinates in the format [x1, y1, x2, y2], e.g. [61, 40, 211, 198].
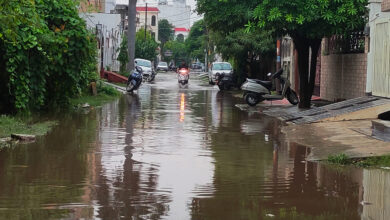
[177, 68, 190, 88]
[215, 72, 233, 90]
[142, 71, 156, 82]
[241, 69, 299, 106]
[126, 66, 143, 93]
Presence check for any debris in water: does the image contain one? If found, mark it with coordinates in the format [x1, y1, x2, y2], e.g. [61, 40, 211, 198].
[82, 103, 90, 108]
[380, 167, 390, 170]
[266, 214, 275, 217]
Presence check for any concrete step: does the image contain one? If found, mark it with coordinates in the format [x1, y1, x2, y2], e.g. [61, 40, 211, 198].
[372, 120, 390, 142]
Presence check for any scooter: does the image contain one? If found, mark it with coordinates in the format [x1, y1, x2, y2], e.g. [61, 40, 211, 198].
[177, 68, 189, 88]
[215, 72, 233, 90]
[142, 71, 156, 82]
[241, 69, 299, 106]
[126, 66, 143, 93]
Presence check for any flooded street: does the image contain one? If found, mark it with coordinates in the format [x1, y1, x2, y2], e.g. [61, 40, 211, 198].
[0, 72, 389, 220]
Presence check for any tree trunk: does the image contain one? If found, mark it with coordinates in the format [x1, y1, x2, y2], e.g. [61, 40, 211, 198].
[127, 0, 137, 71]
[292, 35, 321, 109]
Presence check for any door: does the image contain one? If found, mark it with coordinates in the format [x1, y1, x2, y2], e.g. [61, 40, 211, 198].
[372, 20, 390, 97]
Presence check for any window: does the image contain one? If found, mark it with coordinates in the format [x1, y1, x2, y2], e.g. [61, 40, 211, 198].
[151, 15, 156, 26]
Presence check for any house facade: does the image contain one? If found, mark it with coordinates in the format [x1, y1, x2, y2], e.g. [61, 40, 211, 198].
[136, 7, 160, 42]
[366, 0, 390, 98]
[80, 13, 122, 72]
[174, 27, 190, 40]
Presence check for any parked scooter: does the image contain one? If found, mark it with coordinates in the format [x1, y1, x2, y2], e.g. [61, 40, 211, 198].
[177, 68, 189, 88]
[241, 69, 299, 106]
[215, 72, 233, 90]
[142, 71, 156, 82]
[126, 66, 143, 93]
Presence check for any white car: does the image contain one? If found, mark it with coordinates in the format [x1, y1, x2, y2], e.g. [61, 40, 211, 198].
[135, 58, 155, 81]
[208, 62, 233, 85]
[157, 61, 168, 72]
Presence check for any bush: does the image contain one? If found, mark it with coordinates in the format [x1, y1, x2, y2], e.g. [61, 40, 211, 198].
[0, 0, 98, 113]
[327, 154, 350, 165]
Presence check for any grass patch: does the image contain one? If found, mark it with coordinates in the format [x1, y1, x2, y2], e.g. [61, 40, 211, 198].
[0, 115, 57, 138]
[327, 153, 349, 165]
[70, 81, 121, 107]
[327, 153, 390, 168]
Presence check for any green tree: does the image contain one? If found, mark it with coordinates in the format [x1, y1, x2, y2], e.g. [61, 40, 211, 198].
[158, 19, 174, 46]
[135, 28, 158, 61]
[0, 0, 97, 112]
[247, 0, 368, 108]
[196, 0, 275, 82]
[164, 40, 188, 65]
[185, 20, 206, 61]
[117, 35, 129, 74]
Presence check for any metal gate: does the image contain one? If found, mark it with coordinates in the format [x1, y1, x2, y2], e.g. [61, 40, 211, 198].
[372, 20, 390, 97]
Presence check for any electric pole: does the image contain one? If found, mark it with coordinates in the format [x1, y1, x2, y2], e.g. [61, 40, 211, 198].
[144, 3, 148, 40]
[127, 0, 137, 71]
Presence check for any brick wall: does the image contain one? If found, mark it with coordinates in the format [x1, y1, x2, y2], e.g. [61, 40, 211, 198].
[382, 0, 390, 12]
[320, 54, 367, 101]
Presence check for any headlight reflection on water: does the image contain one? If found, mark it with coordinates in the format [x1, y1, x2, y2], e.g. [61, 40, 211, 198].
[180, 93, 185, 122]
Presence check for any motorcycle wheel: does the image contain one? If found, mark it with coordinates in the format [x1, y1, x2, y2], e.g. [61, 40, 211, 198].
[126, 82, 135, 92]
[286, 89, 299, 105]
[245, 93, 260, 106]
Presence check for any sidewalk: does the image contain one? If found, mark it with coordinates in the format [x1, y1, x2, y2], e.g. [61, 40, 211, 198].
[236, 95, 390, 161]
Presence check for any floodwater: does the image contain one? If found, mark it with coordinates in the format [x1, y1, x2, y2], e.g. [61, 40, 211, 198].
[0, 73, 389, 220]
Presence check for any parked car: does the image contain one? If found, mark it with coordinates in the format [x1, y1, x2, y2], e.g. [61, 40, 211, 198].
[157, 61, 169, 72]
[208, 62, 233, 85]
[191, 62, 203, 72]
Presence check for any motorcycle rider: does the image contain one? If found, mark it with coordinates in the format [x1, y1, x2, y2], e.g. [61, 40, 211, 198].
[178, 61, 189, 71]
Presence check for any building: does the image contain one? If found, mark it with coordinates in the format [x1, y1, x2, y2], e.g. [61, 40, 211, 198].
[136, 7, 160, 42]
[158, 0, 191, 30]
[80, 13, 122, 72]
[174, 27, 190, 40]
[114, 1, 160, 42]
[366, 0, 390, 98]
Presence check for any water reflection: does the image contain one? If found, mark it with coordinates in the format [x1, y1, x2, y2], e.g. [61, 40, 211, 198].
[1, 75, 390, 219]
[180, 93, 186, 122]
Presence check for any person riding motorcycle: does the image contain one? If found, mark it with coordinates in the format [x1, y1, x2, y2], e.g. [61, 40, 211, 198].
[178, 61, 189, 71]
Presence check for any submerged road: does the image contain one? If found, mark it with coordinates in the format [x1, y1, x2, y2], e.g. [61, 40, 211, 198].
[0, 72, 388, 220]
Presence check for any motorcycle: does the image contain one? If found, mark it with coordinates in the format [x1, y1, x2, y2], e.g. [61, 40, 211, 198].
[126, 66, 143, 93]
[241, 69, 299, 106]
[177, 68, 189, 88]
[142, 70, 156, 82]
[215, 72, 233, 90]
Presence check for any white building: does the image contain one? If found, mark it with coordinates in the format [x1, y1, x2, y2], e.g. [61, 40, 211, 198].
[174, 27, 190, 40]
[80, 13, 122, 72]
[158, 2, 191, 30]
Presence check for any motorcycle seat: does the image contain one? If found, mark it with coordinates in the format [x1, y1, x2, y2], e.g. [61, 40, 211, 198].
[252, 79, 272, 90]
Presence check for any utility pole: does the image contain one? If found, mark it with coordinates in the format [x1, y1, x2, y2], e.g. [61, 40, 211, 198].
[144, 3, 148, 40]
[127, 0, 137, 71]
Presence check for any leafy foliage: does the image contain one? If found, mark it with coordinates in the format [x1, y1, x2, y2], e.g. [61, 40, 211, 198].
[117, 35, 129, 74]
[248, 0, 368, 38]
[185, 20, 206, 61]
[158, 19, 174, 46]
[0, 0, 98, 112]
[245, 0, 368, 108]
[164, 40, 189, 65]
[135, 28, 158, 61]
[196, 0, 275, 81]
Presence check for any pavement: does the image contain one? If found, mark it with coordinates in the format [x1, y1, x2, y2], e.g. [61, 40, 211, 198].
[235, 95, 390, 161]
